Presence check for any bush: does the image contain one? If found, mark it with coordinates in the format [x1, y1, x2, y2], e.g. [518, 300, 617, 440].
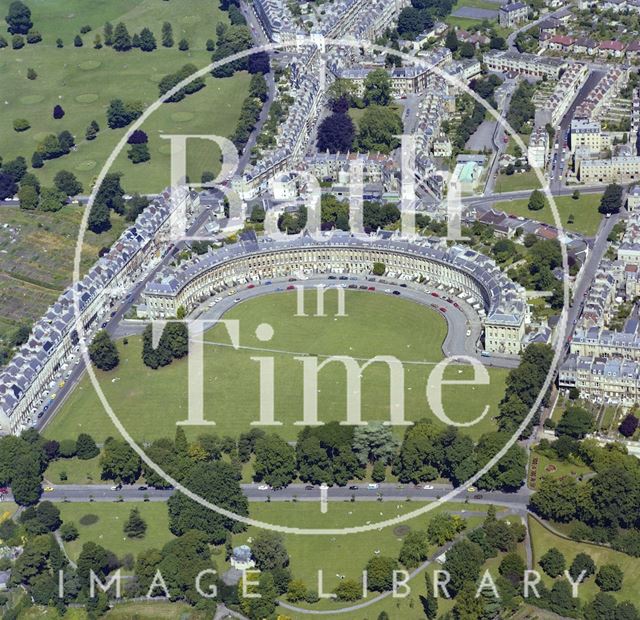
[178, 38, 189, 50]
[26, 67, 36, 80]
[53, 104, 65, 120]
[26, 30, 41, 44]
[60, 522, 79, 541]
[58, 438, 77, 458]
[13, 118, 30, 132]
[12, 34, 25, 49]
[74, 35, 83, 47]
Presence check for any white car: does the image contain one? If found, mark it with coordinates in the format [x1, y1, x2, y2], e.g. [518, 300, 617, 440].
[423, 484, 434, 490]
[367, 483, 379, 490]
[257, 484, 270, 491]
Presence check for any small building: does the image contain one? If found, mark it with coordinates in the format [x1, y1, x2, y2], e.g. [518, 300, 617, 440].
[628, 185, 640, 211]
[499, 1, 528, 27]
[230, 545, 256, 571]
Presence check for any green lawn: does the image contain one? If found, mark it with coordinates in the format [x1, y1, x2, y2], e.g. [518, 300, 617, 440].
[528, 449, 591, 490]
[349, 103, 403, 130]
[495, 170, 543, 193]
[0, 0, 250, 193]
[492, 193, 604, 236]
[240, 501, 490, 615]
[44, 456, 103, 485]
[45, 291, 507, 443]
[529, 516, 640, 607]
[58, 502, 174, 562]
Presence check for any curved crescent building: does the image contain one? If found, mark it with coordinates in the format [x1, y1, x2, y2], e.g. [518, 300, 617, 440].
[143, 231, 528, 355]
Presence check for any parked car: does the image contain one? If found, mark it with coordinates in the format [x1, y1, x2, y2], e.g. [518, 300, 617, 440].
[367, 483, 379, 490]
[349, 485, 359, 490]
[392, 290, 400, 295]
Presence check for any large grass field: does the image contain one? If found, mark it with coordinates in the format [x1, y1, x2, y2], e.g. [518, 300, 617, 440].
[0, 205, 127, 324]
[0, 0, 250, 193]
[529, 516, 640, 607]
[58, 502, 174, 562]
[242, 502, 486, 620]
[45, 291, 508, 443]
[492, 193, 604, 236]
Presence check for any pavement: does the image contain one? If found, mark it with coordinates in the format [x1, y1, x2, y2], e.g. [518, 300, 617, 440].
[13, 481, 531, 508]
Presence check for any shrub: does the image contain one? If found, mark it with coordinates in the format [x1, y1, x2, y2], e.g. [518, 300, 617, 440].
[53, 104, 65, 120]
[13, 118, 30, 132]
[12, 34, 25, 49]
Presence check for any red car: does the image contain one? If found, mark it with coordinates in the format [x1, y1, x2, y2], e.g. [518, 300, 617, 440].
[368, 286, 375, 291]
[440, 307, 447, 313]
[286, 285, 295, 290]
[247, 284, 255, 289]
[431, 292, 439, 297]
[453, 302, 460, 309]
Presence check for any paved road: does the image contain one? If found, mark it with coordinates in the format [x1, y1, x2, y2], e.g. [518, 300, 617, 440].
[13, 481, 531, 507]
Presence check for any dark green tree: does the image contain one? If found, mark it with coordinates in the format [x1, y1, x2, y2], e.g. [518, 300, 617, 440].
[88, 330, 119, 371]
[123, 507, 147, 538]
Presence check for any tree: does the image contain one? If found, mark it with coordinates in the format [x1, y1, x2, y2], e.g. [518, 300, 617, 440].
[572, 189, 581, 200]
[316, 112, 355, 153]
[103, 21, 113, 45]
[51, 105, 65, 121]
[596, 565, 624, 592]
[287, 579, 307, 602]
[76, 433, 99, 460]
[253, 434, 296, 489]
[161, 21, 173, 47]
[73, 34, 82, 47]
[398, 530, 428, 568]
[87, 201, 111, 233]
[112, 22, 131, 51]
[443, 539, 484, 596]
[530, 477, 580, 522]
[11, 33, 24, 48]
[490, 35, 506, 50]
[38, 187, 66, 212]
[55, 37, 62, 47]
[599, 184, 623, 215]
[85, 120, 99, 141]
[569, 552, 596, 582]
[128, 142, 150, 164]
[123, 507, 147, 538]
[138, 27, 156, 51]
[556, 405, 594, 439]
[357, 105, 403, 154]
[93, 33, 102, 48]
[31, 151, 43, 169]
[363, 69, 392, 107]
[539, 547, 565, 578]
[619, 414, 639, 438]
[89, 330, 119, 370]
[178, 37, 188, 50]
[5, 1, 32, 34]
[11, 455, 42, 505]
[249, 73, 268, 102]
[106, 98, 142, 129]
[124, 193, 149, 221]
[252, 530, 289, 571]
[615, 602, 639, 620]
[168, 461, 248, 544]
[76, 541, 110, 588]
[18, 184, 38, 210]
[365, 556, 399, 592]
[547, 579, 579, 617]
[528, 189, 546, 211]
[100, 438, 140, 483]
[446, 30, 459, 51]
[585, 592, 618, 620]
[53, 170, 83, 196]
[0, 173, 18, 201]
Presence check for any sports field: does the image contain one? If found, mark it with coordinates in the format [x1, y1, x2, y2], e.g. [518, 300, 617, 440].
[45, 291, 508, 443]
[0, 0, 250, 192]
